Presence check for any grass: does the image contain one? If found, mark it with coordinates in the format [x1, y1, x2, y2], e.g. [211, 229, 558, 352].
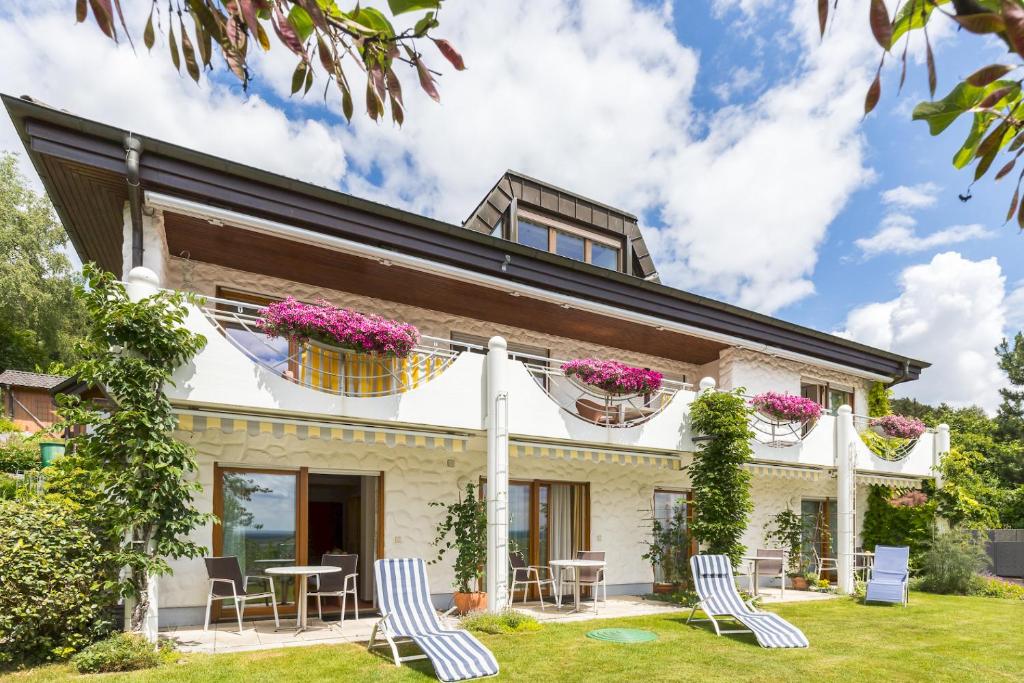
[4, 593, 1022, 682]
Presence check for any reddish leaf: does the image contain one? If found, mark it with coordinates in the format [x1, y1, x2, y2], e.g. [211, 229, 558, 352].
[192, 13, 212, 66]
[432, 38, 465, 71]
[76, 0, 88, 23]
[1010, 130, 1024, 152]
[294, 0, 329, 32]
[1007, 186, 1019, 224]
[818, 0, 828, 38]
[996, 157, 1017, 180]
[978, 85, 1017, 110]
[869, 0, 892, 50]
[111, 0, 133, 49]
[369, 64, 388, 110]
[954, 12, 1005, 34]
[180, 17, 201, 83]
[416, 58, 440, 102]
[864, 70, 881, 117]
[385, 66, 405, 126]
[88, 0, 116, 39]
[1003, 0, 1024, 59]
[365, 78, 381, 119]
[925, 32, 936, 97]
[337, 73, 354, 121]
[966, 64, 1015, 87]
[237, 0, 261, 39]
[1017, 184, 1024, 230]
[316, 34, 334, 74]
[897, 40, 908, 93]
[272, 4, 306, 57]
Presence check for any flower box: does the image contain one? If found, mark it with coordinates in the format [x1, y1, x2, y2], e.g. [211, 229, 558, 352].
[749, 392, 822, 423]
[257, 297, 420, 358]
[869, 414, 926, 439]
[562, 358, 663, 395]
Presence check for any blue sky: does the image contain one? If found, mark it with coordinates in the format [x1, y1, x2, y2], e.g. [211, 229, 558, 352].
[0, 1, 1020, 411]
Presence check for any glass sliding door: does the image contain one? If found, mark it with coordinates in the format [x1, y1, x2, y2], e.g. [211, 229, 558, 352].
[652, 490, 691, 584]
[800, 498, 837, 579]
[216, 468, 299, 614]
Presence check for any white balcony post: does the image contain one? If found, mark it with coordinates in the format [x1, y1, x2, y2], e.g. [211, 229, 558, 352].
[124, 266, 160, 302]
[835, 404, 855, 595]
[698, 376, 717, 394]
[485, 336, 509, 613]
[934, 423, 950, 489]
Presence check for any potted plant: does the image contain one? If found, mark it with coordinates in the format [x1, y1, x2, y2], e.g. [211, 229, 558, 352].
[749, 392, 822, 423]
[430, 482, 488, 614]
[869, 414, 926, 439]
[562, 358, 663, 395]
[763, 508, 805, 589]
[642, 502, 690, 593]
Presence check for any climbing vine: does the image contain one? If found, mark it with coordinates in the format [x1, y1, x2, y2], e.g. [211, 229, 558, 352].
[861, 485, 936, 568]
[868, 381, 893, 418]
[688, 388, 754, 566]
[57, 265, 210, 633]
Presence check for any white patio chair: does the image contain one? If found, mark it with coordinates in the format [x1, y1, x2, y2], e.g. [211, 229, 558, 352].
[202, 556, 280, 633]
[368, 558, 499, 681]
[308, 553, 359, 628]
[558, 550, 607, 614]
[508, 552, 560, 610]
[813, 548, 838, 579]
[687, 554, 809, 648]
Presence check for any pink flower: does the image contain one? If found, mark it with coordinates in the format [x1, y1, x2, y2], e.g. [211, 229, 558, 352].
[257, 297, 420, 358]
[562, 358, 663, 395]
[870, 414, 926, 439]
[750, 392, 822, 423]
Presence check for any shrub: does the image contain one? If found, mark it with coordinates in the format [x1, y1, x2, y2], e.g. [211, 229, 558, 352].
[645, 589, 699, 607]
[71, 632, 161, 673]
[918, 531, 989, 595]
[0, 434, 40, 473]
[0, 496, 114, 665]
[460, 611, 541, 634]
[970, 575, 1024, 601]
[861, 485, 936, 569]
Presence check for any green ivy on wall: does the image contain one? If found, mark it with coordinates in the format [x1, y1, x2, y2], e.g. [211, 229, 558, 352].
[861, 485, 936, 568]
[688, 388, 754, 566]
[868, 381, 892, 418]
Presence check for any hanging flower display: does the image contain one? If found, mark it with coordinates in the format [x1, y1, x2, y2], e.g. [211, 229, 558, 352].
[869, 414, 926, 440]
[562, 358, 663, 395]
[749, 392, 822, 423]
[257, 297, 420, 358]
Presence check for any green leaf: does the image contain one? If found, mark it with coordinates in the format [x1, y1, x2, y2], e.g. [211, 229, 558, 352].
[349, 6, 396, 37]
[953, 114, 993, 169]
[291, 60, 308, 95]
[387, 0, 441, 16]
[891, 0, 949, 45]
[287, 5, 315, 42]
[143, 6, 155, 50]
[912, 82, 986, 135]
[168, 23, 181, 73]
[954, 12, 1006, 34]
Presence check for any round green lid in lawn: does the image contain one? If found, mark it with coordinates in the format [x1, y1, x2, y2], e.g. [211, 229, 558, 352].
[586, 628, 658, 643]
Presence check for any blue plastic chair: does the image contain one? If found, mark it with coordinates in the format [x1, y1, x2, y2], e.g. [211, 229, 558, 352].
[864, 545, 910, 606]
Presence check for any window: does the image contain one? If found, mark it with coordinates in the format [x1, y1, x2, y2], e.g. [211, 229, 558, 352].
[514, 212, 623, 271]
[215, 288, 292, 371]
[801, 498, 837, 579]
[652, 490, 694, 584]
[801, 380, 853, 415]
[490, 217, 503, 238]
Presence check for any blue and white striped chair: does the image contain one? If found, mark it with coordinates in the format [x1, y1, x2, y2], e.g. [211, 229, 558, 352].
[369, 558, 499, 681]
[864, 545, 910, 606]
[688, 554, 809, 648]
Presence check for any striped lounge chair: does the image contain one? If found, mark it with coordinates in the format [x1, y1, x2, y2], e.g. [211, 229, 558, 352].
[687, 554, 809, 648]
[864, 545, 910, 606]
[369, 558, 499, 681]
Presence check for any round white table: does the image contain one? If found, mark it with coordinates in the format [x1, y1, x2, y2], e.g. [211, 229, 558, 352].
[265, 565, 340, 633]
[549, 559, 606, 613]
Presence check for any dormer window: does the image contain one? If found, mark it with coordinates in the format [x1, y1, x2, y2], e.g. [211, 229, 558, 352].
[515, 211, 622, 271]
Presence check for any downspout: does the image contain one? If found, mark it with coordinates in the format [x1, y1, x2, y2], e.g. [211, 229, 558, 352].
[125, 135, 144, 269]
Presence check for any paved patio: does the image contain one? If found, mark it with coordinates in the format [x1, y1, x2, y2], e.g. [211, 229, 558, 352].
[163, 590, 838, 655]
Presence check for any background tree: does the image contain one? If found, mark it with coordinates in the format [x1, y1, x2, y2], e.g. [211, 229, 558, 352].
[824, 1, 1024, 225]
[995, 332, 1024, 442]
[0, 153, 85, 372]
[74, 0, 465, 125]
[57, 265, 211, 634]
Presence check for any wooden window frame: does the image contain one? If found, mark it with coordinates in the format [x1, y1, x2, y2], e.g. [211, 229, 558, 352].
[513, 209, 624, 272]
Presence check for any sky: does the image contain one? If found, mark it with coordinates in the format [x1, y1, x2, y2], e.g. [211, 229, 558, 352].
[0, 1, 1021, 412]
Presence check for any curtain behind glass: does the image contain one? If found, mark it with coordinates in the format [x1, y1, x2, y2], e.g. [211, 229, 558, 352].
[549, 484, 573, 561]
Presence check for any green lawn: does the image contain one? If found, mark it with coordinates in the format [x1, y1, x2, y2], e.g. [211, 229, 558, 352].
[5, 594, 1022, 682]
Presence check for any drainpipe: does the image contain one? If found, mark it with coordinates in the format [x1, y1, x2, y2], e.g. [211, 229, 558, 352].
[125, 135, 144, 270]
[835, 405, 855, 595]
[485, 336, 509, 613]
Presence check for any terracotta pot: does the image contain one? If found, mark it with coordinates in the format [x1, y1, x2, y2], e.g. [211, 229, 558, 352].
[453, 591, 488, 614]
[653, 582, 682, 595]
[790, 576, 808, 590]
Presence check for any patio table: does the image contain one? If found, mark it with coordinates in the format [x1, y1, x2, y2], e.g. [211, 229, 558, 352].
[740, 554, 786, 597]
[265, 565, 340, 634]
[549, 558, 606, 613]
[849, 551, 875, 581]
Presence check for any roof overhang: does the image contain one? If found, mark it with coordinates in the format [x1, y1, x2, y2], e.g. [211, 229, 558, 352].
[3, 93, 930, 383]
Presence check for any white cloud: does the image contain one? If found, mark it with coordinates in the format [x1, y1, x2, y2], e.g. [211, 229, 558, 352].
[0, 6, 348, 191]
[855, 219, 994, 257]
[838, 252, 1010, 412]
[1007, 282, 1024, 333]
[881, 182, 941, 209]
[712, 65, 764, 101]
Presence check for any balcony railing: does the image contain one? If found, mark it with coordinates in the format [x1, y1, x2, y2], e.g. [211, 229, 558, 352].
[201, 295, 484, 398]
[853, 413, 932, 462]
[513, 351, 691, 428]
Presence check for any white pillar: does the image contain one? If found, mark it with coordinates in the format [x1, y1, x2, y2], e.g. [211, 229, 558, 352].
[698, 376, 717, 393]
[485, 336, 509, 613]
[835, 405, 855, 594]
[121, 205, 169, 286]
[124, 266, 160, 302]
[934, 423, 950, 489]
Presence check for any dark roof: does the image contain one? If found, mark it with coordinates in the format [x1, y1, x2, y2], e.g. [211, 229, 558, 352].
[463, 171, 659, 281]
[0, 370, 68, 390]
[1, 93, 930, 383]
